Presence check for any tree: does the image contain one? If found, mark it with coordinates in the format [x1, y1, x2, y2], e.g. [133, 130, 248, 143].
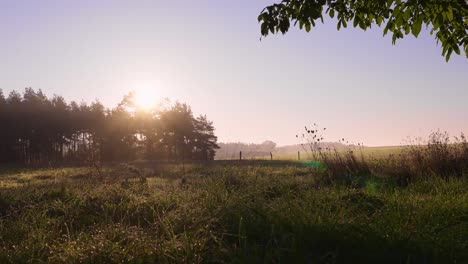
[0, 88, 219, 165]
[258, 0, 468, 61]
[0, 89, 5, 104]
[158, 103, 197, 161]
[193, 115, 220, 161]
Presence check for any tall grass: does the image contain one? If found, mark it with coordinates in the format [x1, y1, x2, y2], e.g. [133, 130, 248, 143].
[403, 131, 468, 178]
[0, 130, 467, 263]
[0, 159, 467, 263]
[300, 128, 468, 185]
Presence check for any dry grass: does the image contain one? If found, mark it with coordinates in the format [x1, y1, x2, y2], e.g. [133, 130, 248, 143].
[0, 131, 467, 263]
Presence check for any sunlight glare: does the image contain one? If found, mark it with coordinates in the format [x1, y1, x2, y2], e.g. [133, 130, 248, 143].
[134, 86, 158, 110]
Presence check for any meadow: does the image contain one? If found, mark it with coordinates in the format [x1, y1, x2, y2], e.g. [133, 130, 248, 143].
[245, 146, 404, 161]
[1, 137, 467, 264]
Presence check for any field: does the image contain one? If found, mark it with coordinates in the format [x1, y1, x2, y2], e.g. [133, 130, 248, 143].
[0, 159, 467, 263]
[244, 146, 405, 161]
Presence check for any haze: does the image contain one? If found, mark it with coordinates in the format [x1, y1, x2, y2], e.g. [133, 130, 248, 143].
[1, 0, 467, 146]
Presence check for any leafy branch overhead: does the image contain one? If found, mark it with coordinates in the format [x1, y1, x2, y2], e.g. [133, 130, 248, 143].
[258, 0, 468, 61]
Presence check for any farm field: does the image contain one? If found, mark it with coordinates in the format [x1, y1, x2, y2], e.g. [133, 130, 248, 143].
[0, 161, 467, 263]
[240, 146, 405, 161]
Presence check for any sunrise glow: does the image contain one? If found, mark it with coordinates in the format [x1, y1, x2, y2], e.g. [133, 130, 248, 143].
[133, 87, 158, 110]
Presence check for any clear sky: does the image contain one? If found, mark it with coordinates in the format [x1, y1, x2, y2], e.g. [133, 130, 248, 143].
[1, 0, 467, 146]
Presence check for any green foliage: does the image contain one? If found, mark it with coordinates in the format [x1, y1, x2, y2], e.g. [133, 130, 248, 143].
[258, 0, 468, 61]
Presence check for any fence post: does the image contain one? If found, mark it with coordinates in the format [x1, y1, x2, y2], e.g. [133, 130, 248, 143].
[270, 152, 273, 161]
[298, 151, 300, 160]
[239, 151, 242, 161]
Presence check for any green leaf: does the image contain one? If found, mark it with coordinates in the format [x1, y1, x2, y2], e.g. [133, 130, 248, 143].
[393, 6, 401, 18]
[405, 24, 410, 35]
[453, 44, 461, 55]
[403, 8, 411, 21]
[442, 44, 449, 56]
[437, 13, 444, 26]
[377, 16, 383, 26]
[387, 0, 393, 8]
[269, 24, 275, 34]
[342, 19, 347, 28]
[261, 23, 269, 36]
[445, 48, 453, 62]
[359, 21, 367, 30]
[442, 12, 447, 22]
[412, 21, 422, 37]
[329, 9, 335, 18]
[305, 22, 311, 32]
[446, 6, 453, 21]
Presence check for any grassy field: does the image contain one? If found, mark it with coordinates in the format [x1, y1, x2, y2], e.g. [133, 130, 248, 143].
[0, 160, 467, 263]
[245, 146, 404, 161]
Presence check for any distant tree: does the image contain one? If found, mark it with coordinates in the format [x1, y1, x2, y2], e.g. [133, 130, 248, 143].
[0, 89, 5, 104]
[193, 115, 220, 161]
[215, 141, 277, 160]
[258, 0, 468, 61]
[260, 140, 277, 151]
[101, 100, 137, 161]
[4, 91, 23, 162]
[7, 90, 22, 104]
[0, 89, 8, 162]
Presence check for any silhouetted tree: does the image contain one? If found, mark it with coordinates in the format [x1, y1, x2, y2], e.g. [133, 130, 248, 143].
[193, 115, 219, 161]
[0, 88, 219, 165]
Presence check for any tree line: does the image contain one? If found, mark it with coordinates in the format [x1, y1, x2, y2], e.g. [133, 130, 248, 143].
[0, 88, 219, 165]
[216, 141, 277, 160]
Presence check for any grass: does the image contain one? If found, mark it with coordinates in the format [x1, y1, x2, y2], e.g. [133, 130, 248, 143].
[245, 146, 404, 161]
[0, 161, 467, 263]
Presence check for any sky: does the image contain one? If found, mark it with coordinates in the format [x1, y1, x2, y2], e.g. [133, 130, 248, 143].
[1, 0, 467, 146]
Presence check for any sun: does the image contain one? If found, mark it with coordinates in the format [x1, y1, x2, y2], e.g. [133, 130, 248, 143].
[133, 87, 157, 110]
